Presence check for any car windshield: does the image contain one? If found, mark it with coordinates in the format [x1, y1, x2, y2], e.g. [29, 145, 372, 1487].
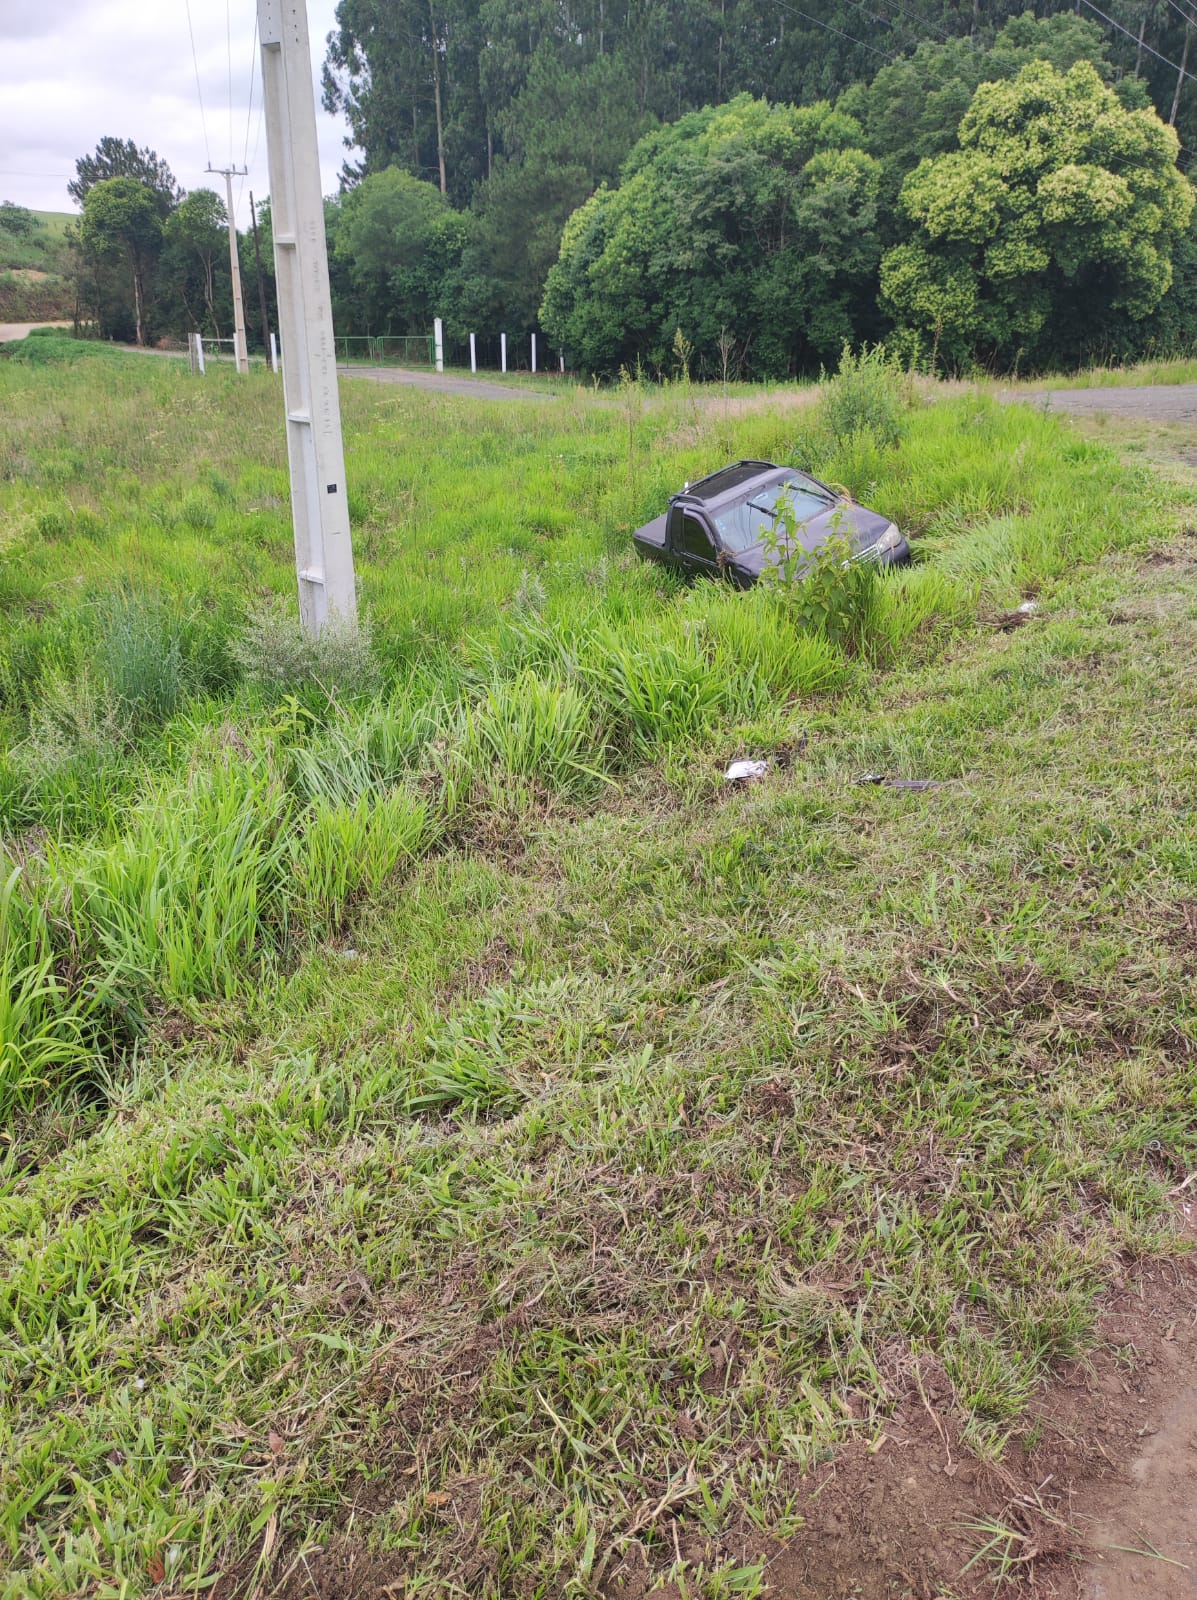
[712, 477, 835, 553]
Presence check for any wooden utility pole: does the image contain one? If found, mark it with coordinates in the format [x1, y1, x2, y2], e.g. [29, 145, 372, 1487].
[207, 165, 250, 373]
[256, 0, 357, 634]
[248, 191, 272, 357]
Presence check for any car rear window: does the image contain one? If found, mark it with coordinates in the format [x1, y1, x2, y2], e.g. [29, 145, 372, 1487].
[712, 478, 835, 553]
[687, 463, 773, 499]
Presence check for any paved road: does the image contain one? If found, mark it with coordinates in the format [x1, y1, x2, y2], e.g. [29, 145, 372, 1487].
[0, 319, 72, 342]
[1030, 382, 1197, 423]
[338, 363, 553, 400]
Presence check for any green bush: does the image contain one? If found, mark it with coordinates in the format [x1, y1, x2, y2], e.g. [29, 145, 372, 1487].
[581, 621, 729, 756]
[758, 505, 881, 656]
[683, 586, 851, 701]
[820, 343, 908, 450]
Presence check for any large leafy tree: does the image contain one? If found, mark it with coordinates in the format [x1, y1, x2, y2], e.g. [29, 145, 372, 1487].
[78, 178, 165, 345]
[541, 95, 881, 377]
[462, 49, 652, 329]
[880, 60, 1194, 369]
[333, 167, 469, 333]
[160, 189, 230, 338]
[839, 12, 1139, 228]
[68, 137, 182, 215]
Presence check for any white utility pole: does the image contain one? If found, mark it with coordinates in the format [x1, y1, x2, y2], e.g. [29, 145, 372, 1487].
[208, 166, 250, 374]
[256, 0, 357, 634]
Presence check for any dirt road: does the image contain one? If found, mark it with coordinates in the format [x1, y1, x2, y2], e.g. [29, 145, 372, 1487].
[0, 319, 72, 342]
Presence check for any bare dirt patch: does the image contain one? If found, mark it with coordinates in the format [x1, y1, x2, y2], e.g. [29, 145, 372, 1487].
[259, 1211, 1197, 1600]
[1072, 1220, 1197, 1600]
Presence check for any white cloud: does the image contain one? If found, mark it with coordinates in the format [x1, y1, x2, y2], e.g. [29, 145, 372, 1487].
[0, 0, 354, 218]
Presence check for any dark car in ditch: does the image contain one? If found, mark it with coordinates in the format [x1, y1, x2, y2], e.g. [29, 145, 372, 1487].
[631, 460, 908, 587]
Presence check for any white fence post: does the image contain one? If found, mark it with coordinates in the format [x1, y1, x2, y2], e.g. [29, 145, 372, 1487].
[469, 332, 476, 374]
[500, 332, 507, 374]
[531, 332, 537, 373]
[269, 331, 279, 373]
[434, 317, 444, 374]
[560, 349, 565, 373]
[196, 333, 206, 374]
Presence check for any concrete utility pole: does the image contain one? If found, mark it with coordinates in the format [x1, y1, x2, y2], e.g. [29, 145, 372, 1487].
[256, 0, 357, 634]
[208, 165, 250, 374]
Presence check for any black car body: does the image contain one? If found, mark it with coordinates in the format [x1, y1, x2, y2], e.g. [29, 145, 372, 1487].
[631, 460, 909, 587]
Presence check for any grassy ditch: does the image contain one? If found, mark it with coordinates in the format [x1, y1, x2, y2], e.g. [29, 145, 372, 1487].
[0, 344, 1194, 1596]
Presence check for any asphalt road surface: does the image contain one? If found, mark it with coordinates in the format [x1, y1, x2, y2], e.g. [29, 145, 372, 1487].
[338, 363, 554, 400]
[1030, 382, 1197, 422]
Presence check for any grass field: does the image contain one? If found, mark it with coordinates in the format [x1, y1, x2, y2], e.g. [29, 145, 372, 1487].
[0, 338, 1195, 1598]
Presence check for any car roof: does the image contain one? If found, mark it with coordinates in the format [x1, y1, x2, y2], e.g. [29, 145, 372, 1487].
[678, 460, 782, 505]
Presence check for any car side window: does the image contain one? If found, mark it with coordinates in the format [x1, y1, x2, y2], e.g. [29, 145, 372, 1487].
[676, 512, 716, 561]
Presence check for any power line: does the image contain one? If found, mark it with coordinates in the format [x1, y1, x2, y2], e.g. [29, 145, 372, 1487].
[243, 14, 259, 169]
[184, 0, 212, 169]
[848, 0, 956, 46]
[248, 101, 266, 185]
[765, 0, 897, 63]
[1161, 0, 1197, 37]
[227, 0, 234, 166]
[1076, 0, 1197, 88]
[238, 13, 260, 214]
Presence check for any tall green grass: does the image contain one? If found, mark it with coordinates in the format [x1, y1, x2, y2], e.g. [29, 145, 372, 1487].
[0, 346, 1174, 1126]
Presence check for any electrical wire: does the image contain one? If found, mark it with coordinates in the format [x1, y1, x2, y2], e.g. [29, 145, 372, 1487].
[1161, 0, 1197, 37]
[840, 0, 956, 47]
[1076, 0, 1197, 89]
[247, 101, 266, 187]
[243, 14, 259, 169]
[227, 0, 234, 166]
[237, 13, 260, 214]
[765, 0, 897, 64]
[184, 0, 212, 169]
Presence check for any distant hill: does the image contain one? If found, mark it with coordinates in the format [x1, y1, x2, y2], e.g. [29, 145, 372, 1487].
[30, 210, 74, 240]
[0, 204, 75, 322]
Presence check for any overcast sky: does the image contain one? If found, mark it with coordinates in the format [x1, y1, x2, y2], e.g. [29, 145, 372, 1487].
[0, 0, 354, 223]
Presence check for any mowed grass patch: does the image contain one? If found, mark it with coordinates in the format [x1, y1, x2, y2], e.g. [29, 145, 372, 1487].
[1, 346, 1195, 1595]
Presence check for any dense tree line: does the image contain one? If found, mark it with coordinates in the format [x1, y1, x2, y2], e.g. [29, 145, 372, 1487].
[321, 3, 1197, 373]
[65, 3, 1197, 375]
[67, 138, 277, 351]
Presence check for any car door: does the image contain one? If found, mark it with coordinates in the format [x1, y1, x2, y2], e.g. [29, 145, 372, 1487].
[672, 509, 722, 579]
